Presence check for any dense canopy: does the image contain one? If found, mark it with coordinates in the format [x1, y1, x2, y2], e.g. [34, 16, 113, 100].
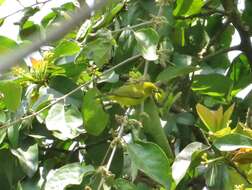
[0, 0, 251, 189]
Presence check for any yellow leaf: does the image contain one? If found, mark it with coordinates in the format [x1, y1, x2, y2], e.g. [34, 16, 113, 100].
[213, 106, 223, 131]
[196, 104, 216, 131]
[223, 103, 235, 127]
[211, 127, 231, 138]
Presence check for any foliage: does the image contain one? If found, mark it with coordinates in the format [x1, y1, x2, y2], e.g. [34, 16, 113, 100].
[0, 0, 251, 189]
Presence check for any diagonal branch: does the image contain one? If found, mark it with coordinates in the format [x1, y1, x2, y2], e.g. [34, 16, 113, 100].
[0, 0, 109, 73]
[0, 0, 53, 20]
[220, 0, 252, 72]
[174, 9, 225, 20]
[0, 54, 141, 129]
[199, 45, 241, 63]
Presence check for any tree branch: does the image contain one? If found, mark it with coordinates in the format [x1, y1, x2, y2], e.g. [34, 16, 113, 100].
[0, 0, 53, 20]
[111, 20, 154, 34]
[198, 45, 241, 63]
[220, 0, 252, 72]
[0, 54, 141, 129]
[205, 19, 231, 53]
[0, 0, 109, 73]
[227, 159, 252, 185]
[174, 9, 225, 20]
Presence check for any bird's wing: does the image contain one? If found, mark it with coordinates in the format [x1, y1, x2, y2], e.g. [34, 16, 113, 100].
[110, 84, 145, 99]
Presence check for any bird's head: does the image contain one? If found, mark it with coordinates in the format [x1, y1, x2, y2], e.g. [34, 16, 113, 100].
[143, 82, 160, 95]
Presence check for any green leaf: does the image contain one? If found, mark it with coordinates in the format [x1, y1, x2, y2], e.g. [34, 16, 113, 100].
[227, 54, 251, 96]
[54, 40, 80, 58]
[76, 20, 92, 40]
[157, 66, 198, 82]
[17, 179, 41, 190]
[213, 134, 252, 151]
[93, 2, 124, 30]
[82, 37, 114, 68]
[142, 99, 174, 159]
[49, 76, 83, 106]
[172, 23, 209, 55]
[242, 0, 252, 34]
[19, 7, 40, 27]
[232, 122, 252, 139]
[192, 74, 233, 97]
[0, 35, 17, 54]
[196, 103, 235, 133]
[61, 2, 76, 11]
[19, 21, 40, 40]
[44, 163, 94, 190]
[205, 163, 230, 190]
[11, 143, 38, 178]
[0, 0, 5, 5]
[41, 11, 57, 28]
[173, 0, 204, 16]
[127, 141, 171, 189]
[0, 111, 6, 123]
[0, 150, 25, 189]
[134, 28, 159, 61]
[176, 112, 195, 126]
[8, 124, 19, 148]
[113, 178, 137, 190]
[222, 104, 235, 127]
[0, 127, 6, 145]
[0, 18, 4, 27]
[172, 142, 207, 184]
[0, 80, 22, 112]
[45, 103, 84, 140]
[82, 89, 109, 136]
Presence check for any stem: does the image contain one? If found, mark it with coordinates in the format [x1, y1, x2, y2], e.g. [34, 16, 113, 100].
[227, 159, 252, 185]
[220, 0, 252, 72]
[0, 54, 141, 129]
[106, 124, 125, 170]
[141, 60, 149, 113]
[174, 9, 225, 20]
[197, 45, 241, 64]
[16, 0, 25, 8]
[140, 5, 163, 113]
[206, 156, 225, 164]
[112, 21, 154, 34]
[0, 0, 110, 73]
[246, 106, 252, 129]
[205, 19, 231, 53]
[0, 0, 52, 20]
[97, 108, 130, 190]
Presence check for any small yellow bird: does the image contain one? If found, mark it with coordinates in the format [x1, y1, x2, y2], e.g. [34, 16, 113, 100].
[107, 81, 160, 106]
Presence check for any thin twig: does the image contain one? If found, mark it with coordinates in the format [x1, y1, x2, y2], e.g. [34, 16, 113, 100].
[227, 159, 252, 185]
[0, 54, 141, 129]
[106, 123, 125, 170]
[220, 0, 252, 72]
[111, 20, 154, 34]
[205, 19, 231, 53]
[140, 5, 163, 113]
[16, 0, 25, 8]
[174, 9, 225, 20]
[97, 108, 131, 190]
[197, 45, 241, 64]
[246, 106, 252, 129]
[0, 0, 110, 73]
[0, 0, 52, 20]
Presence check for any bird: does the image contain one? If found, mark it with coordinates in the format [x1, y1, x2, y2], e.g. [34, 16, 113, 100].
[106, 81, 160, 106]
